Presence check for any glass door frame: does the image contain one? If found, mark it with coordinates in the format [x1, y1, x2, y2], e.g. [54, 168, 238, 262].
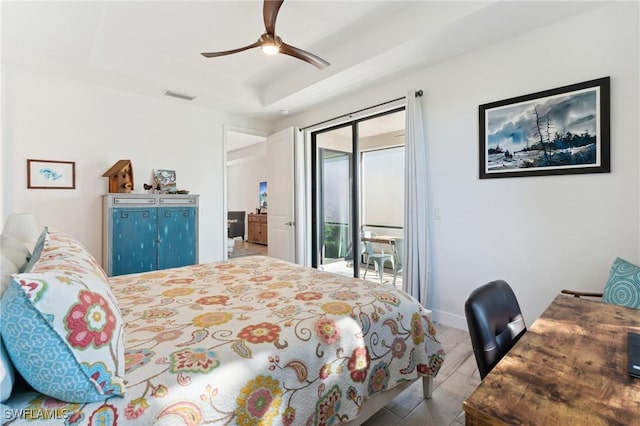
[310, 106, 405, 277]
[311, 121, 360, 275]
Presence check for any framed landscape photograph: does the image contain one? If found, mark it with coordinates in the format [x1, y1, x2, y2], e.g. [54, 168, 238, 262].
[479, 77, 610, 179]
[27, 159, 76, 189]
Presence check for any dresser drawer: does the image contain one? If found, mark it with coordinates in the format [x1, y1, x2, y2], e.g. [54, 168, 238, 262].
[248, 214, 267, 223]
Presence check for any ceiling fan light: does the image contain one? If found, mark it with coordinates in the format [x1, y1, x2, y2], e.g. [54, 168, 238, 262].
[261, 44, 279, 55]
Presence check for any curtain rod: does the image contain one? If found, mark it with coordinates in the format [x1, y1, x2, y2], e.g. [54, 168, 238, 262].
[300, 89, 423, 131]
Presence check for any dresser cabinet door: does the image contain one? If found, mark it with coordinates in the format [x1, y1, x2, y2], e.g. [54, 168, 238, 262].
[157, 207, 197, 270]
[248, 217, 257, 242]
[258, 221, 268, 244]
[247, 214, 268, 245]
[111, 207, 158, 276]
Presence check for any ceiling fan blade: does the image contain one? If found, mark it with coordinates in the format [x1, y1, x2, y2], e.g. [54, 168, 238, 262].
[201, 41, 261, 58]
[280, 43, 330, 69]
[263, 0, 284, 35]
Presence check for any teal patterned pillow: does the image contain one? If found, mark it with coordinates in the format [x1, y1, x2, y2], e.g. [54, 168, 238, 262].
[602, 257, 640, 309]
[0, 228, 125, 402]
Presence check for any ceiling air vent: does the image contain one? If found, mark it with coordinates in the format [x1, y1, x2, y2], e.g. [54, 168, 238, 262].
[163, 90, 196, 101]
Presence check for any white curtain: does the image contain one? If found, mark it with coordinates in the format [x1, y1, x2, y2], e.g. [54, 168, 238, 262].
[402, 90, 430, 308]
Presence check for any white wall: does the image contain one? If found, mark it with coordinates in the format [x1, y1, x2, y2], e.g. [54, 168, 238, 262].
[227, 143, 268, 237]
[275, 2, 640, 328]
[1, 67, 271, 264]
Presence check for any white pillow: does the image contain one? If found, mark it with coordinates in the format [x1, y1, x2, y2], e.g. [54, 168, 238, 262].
[0, 235, 30, 272]
[0, 255, 18, 299]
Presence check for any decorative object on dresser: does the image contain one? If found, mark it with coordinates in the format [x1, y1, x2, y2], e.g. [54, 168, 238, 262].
[102, 159, 134, 193]
[152, 169, 177, 193]
[27, 159, 76, 189]
[247, 213, 267, 245]
[102, 193, 198, 276]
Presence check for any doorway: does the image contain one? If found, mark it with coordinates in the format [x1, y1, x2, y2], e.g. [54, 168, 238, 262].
[224, 127, 268, 260]
[311, 108, 406, 283]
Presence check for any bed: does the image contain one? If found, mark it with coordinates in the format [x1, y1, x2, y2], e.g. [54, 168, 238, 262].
[1, 230, 445, 425]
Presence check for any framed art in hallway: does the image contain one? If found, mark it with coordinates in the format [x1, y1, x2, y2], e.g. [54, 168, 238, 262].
[27, 159, 76, 189]
[479, 77, 610, 179]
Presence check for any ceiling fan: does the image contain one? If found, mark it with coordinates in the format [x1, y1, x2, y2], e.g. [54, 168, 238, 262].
[201, 0, 330, 69]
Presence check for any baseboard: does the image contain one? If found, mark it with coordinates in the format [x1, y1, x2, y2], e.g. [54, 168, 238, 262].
[430, 309, 467, 331]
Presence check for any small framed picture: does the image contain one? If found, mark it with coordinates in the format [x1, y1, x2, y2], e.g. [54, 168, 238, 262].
[152, 169, 177, 193]
[27, 159, 76, 189]
[479, 77, 610, 179]
[259, 181, 268, 212]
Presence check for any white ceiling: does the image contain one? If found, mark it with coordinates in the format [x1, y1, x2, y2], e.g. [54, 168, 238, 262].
[2, 1, 605, 122]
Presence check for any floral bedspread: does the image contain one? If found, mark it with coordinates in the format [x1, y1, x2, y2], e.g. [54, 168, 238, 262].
[5, 256, 444, 425]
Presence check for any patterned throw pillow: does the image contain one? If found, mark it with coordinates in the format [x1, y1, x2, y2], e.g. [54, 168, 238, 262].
[602, 257, 640, 309]
[0, 228, 126, 402]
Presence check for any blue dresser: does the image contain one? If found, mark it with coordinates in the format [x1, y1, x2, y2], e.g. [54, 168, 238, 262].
[102, 194, 199, 276]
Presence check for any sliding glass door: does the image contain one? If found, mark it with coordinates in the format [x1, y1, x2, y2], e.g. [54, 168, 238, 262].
[311, 108, 406, 279]
[312, 124, 358, 274]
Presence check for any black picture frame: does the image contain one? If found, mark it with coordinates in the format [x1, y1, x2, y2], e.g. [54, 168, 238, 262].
[479, 77, 610, 179]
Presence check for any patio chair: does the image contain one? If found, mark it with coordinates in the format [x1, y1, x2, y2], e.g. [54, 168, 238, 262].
[362, 231, 393, 284]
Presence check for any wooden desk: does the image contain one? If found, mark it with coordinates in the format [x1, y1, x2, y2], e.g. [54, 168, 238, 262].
[463, 295, 640, 425]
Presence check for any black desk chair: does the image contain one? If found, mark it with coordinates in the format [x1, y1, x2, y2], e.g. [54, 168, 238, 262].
[465, 280, 527, 379]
